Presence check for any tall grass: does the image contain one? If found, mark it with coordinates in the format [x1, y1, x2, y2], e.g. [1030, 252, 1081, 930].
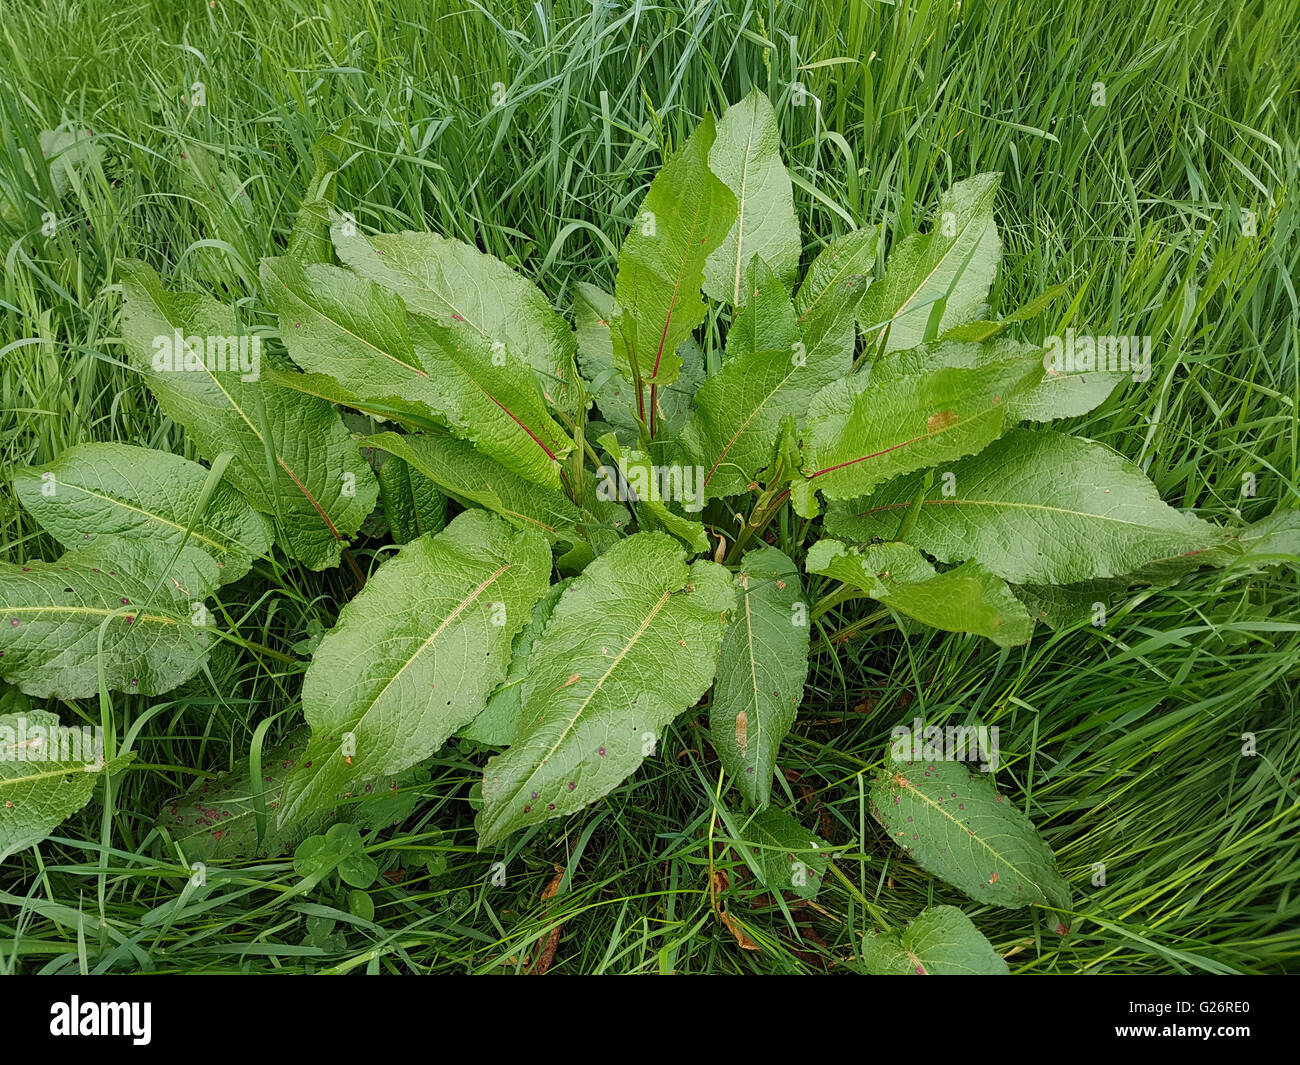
[0, 0, 1296, 973]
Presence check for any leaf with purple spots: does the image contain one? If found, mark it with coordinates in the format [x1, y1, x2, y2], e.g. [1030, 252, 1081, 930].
[869, 756, 1071, 927]
[738, 805, 831, 901]
[12, 441, 273, 589]
[476, 533, 734, 848]
[0, 543, 213, 699]
[157, 728, 426, 862]
[1, 708, 134, 864]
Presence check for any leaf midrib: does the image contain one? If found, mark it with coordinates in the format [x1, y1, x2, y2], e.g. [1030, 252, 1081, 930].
[898, 770, 1045, 895]
[432, 340, 563, 464]
[181, 354, 342, 541]
[306, 563, 512, 786]
[729, 98, 760, 307]
[873, 200, 992, 335]
[51, 482, 233, 554]
[3, 604, 179, 625]
[0, 765, 103, 788]
[704, 359, 801, 487]
[850, 495, 1208, 536]
[499, 588, 674, 819]
[740, 578, 764, 768]
[808, 401, 1003, 480]
[796, 238, 872, 330]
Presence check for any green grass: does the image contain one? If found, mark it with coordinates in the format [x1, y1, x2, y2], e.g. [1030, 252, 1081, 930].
[1, 0, 1297, 974]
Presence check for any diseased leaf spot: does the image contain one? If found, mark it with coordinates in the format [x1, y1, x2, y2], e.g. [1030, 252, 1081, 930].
[927, 409, 959, 433]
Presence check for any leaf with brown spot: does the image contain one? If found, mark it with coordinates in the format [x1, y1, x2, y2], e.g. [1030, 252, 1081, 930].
[926, 409, 959, 433]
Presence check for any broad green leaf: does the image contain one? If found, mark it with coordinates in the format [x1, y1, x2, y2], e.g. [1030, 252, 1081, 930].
[347, 889, 375, 922]
[1124, 505, 1299, 582]
[824, 430, 1223, 584]
[259, 363, 443, 429]
[119, 260, 377, 570]
[739, 806, 830, 901]
[0, 544, 214, 698]
[859, 173, 1001, 354]
[262, 256, 571, 488]
[334, 228, 579, 412]
[596, 435, 709, 553]
[175, 142, 253, 220]
[1017, 365, 1125, 422]
[1012, 581, 1121, 631]
[12, 442, 273, 587]
[365, 432, 583, 543]
[870, 757, 1071, 924]
[158, 730, 424, 862]
[807, 540, 1033, 646]
[280, 511, 550, 825]
[611, 114, 736, 406]
[574, 283, 703, 437]
[476, 533, 734, 847]
[39, 127, 104, 198]
[1012, 508, 1300, 630]
[703, 89, 801, 304]
[460, 579, 572, 746]
[711, 546, 810, 806]
[794, 227, 880, 372]
[793, 353, 1043, 507]
[262, 256, 447, 408]
[376, 453, 447, 544]
[286, 201, 335, 264]
[871, 337, 1122, 422]
[679, 259, 832, 499]
[0, 709, 131, 863]
[860, 906, 1008, 975]
[1212, 506, 1300, 563]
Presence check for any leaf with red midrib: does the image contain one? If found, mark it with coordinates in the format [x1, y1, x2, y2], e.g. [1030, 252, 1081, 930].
[119, 260, 376, 570]
[610, 113, 736, 423]
[792, 354, 1043, 513]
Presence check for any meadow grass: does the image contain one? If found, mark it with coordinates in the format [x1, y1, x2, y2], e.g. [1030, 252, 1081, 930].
[0, 0, 1297, 973]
